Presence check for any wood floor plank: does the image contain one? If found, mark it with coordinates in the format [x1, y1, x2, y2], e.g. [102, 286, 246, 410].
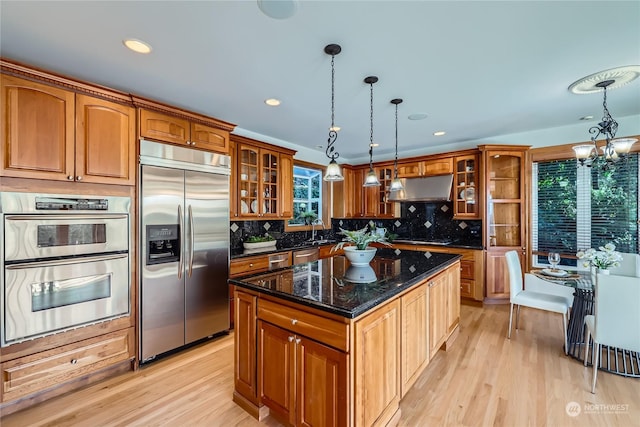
[2, 304, 638, 426]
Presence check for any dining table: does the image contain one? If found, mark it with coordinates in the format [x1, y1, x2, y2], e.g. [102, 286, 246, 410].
[531, 269, 640, 378]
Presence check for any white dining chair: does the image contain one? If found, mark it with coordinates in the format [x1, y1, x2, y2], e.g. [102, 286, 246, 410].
[524, 273, 574, 309]
[505, 251, 570, 354]
[583, 273, 640, 393]
[611, 252, 640, 277]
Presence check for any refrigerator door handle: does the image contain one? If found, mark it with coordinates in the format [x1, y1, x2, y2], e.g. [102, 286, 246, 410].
[188, 204, 194, 278]
[178, 204, 184, 279]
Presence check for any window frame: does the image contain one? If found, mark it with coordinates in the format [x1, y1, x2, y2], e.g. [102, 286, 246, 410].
[284, 159, 332, 232]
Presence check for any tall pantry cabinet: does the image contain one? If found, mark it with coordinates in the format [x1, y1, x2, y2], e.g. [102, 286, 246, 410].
[480, 145, 530, 302]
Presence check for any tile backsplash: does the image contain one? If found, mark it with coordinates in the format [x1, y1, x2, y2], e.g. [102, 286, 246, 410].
[230, 201, 482, 253]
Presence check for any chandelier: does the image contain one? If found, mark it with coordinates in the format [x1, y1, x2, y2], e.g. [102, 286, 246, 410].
[323, 44, 344, 182]
[389, 98, 404, 191]
[570, 67, 639, 170]
[363, 76, 381, 187]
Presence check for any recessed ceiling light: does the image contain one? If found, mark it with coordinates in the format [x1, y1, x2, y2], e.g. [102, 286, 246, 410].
[580, 115, 594, 121]
[433, 131, 446, 136]
[257, 0, 299, 19]
[408, 113, 428, 121]
[123, 38, 152, 54]
[265, 98, 281, 106]
[330, 126, 341, 132]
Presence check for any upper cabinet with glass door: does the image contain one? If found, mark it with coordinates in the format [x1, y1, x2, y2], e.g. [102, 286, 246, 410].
[453, 152, 480, 219]
[232, 135, 296, 220]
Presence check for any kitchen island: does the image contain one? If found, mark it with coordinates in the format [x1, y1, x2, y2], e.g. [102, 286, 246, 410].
[229, 248, 461, 427]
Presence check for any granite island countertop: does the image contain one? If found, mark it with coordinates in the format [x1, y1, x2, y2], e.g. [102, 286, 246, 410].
[229, 248, 461, 318]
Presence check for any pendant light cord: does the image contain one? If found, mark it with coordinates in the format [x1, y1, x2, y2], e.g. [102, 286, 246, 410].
[369, 80, 374, 170]
[394, 102, 399, 178]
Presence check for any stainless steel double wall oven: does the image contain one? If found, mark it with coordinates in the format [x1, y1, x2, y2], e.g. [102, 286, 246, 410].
[0, 192, 131, 347]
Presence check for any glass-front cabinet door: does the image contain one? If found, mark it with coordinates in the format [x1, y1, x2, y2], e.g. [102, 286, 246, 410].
[453, 153, 480, 219]
[238, 144, 280, 218]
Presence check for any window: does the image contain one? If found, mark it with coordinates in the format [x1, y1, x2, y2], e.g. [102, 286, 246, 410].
[288, 165, 323, 227]
[532, 154, 639, 268]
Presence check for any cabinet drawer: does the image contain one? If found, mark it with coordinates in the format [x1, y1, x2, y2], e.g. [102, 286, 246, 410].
[1, 328, 133, 402]
[139, 109, 189, 145]
[292, 248, 319, 265]
[230, 256, 270, 277]
[459, 260, 474, 280]
[460, 280, 473, 298]
[258, 299, 348, 352]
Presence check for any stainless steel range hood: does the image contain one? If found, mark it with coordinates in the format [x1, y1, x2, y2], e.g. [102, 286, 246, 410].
[387, 174, 453, 202]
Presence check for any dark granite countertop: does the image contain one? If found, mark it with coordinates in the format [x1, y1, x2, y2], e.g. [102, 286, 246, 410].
[229, 248, 461, 319]
[230, 240, 337, 259]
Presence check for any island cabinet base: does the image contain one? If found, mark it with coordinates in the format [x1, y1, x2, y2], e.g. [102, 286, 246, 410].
[233, 261, 461, 427]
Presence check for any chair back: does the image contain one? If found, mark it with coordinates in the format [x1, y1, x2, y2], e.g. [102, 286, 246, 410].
[593, 273, 640, 352]
[612, 252, 640, 277]
[505, 251, 524, 301]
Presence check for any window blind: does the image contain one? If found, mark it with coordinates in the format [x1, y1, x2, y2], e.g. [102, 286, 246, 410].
[532, 154, 639, 267]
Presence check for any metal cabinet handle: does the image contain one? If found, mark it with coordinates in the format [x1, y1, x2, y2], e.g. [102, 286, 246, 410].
[70, 359, 78, 365]
[295, 338, 301, 344]
[249, 263, 254, 267]
[67, 175, 74, 180]
[191, 141, 196, 146]
[270, 258, 285, 263]
[291, 319, 298, 325]
[288, 336, 294, 342]
[178, 205, 184, 280]
[76, 176, 82, 181]
[188, 205, 194, 278]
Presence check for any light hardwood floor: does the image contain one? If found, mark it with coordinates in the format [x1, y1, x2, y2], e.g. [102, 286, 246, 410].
[2, 304, 638, 426]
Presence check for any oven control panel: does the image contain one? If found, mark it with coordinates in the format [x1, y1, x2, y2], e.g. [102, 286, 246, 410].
[35, 197, 109, 210]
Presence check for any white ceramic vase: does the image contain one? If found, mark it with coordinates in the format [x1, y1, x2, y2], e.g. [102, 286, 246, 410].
[343, 246, 377, 266]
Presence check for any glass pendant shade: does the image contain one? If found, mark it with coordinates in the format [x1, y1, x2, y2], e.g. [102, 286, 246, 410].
[611, 138, 636, 155]
[363, 168, 380, 187]
[389, 177, 404, 191]
[324, 159, 344, 181]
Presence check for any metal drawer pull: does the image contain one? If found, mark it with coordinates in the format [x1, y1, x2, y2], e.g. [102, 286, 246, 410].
[295, 338, 301, 344]
[291, 319, 298, 325]
[269, 258, 286, 263]
[249, 263, 254, 267]
[70, 359, 78, 364]
[288, 336, 294, 342]
[295, 253, 314, 258]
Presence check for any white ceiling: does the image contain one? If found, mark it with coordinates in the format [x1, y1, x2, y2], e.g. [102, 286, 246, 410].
[1, 1, 639, 164]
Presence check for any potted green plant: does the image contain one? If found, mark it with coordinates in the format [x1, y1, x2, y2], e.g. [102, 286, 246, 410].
[243, 233, 277, 250]
[332, 223, 391, 266]
[297, 210, 318, 226]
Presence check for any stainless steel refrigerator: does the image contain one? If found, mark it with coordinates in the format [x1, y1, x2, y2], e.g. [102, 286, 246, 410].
[139, 140, 230, 362]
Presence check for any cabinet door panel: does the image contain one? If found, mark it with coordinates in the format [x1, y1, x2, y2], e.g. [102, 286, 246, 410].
[423, 158, 453, 175]
[1, 75, 74, 180]
[139, 109, 188, 145]
[234, 291, 258, 403]
[354, 300, 400, 427]
[429, 274, 447, 357]
[279, 154, 293, 218]
[297, 337, 348, 427]
[401, 283, 428, 397]
[258, 321, 295, 423]
[190, 122, 228, 153]
[76, 95, 135, 185]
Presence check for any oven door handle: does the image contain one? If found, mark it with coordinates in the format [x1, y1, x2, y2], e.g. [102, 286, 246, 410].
[188, 205, 194, 278]
[178, 205, 184, 280]
[5, 214, 128, 221]
[5, 253, 128, 269]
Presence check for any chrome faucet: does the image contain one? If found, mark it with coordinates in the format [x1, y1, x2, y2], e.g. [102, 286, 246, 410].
[310, 218, 325, 241]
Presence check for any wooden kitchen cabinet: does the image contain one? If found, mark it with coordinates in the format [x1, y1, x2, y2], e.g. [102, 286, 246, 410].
[1, 75, 135, 185]
[428, 270, 448, 358]
[354, 299, 401, 427]
[400, 281, 429, 397]
[396, 157, 453, 178]
[234, 291, 259, 406]
[480, 145, 529, 302]
[139, 109, 229, 154]
[364, 166, 399, 218]
[232, 135, 296, 220]
[453, 153, 480, 219]
[1, 327, 134, 403]
[258, 320, 348, 426]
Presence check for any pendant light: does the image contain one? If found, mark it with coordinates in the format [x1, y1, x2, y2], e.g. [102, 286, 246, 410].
[363, 76, 381, 187]
[389, 98, 404, 191]
[323, 44, 344, 181]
